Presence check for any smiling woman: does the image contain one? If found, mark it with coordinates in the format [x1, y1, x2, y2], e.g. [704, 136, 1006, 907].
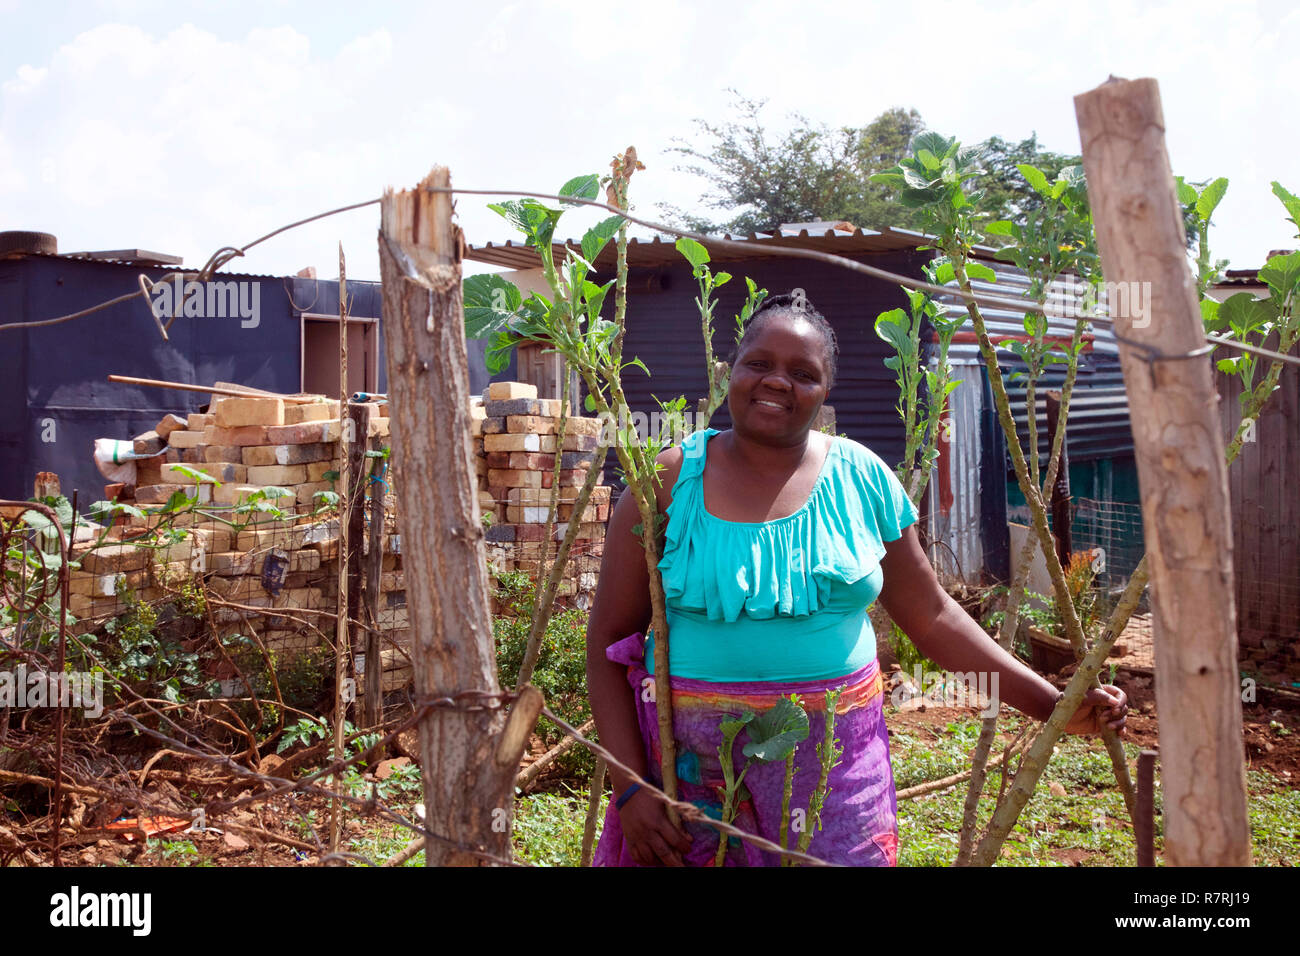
[584, 292, 1130, 867]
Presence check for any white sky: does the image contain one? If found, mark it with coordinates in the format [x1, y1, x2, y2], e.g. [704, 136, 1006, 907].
[2, 0, 1297, 283]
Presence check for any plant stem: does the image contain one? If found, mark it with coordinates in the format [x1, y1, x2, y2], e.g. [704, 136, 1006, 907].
[779, 751, 796, 866]
[795, 688, 841, 860]
[947, 250, 1139, 831]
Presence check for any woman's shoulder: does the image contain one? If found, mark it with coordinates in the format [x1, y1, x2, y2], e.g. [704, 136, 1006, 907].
[651, 427, 716, 512]
[825, 434, 897, 485]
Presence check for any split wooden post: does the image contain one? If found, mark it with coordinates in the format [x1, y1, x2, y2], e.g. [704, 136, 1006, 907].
[379, 167, 537, 865]
[1076, 76, 1250, 865]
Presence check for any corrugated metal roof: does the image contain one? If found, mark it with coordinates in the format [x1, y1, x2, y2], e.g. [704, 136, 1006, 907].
[1, 250, 286, 281]
[465, 224, 935, 271]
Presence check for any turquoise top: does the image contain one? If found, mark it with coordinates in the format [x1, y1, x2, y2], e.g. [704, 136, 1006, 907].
[645, 428, 920, 682]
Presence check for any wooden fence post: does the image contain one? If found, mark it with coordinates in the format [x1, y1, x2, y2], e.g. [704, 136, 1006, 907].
[1075, 76, 1251, 865]
[379, 167, 538, 865]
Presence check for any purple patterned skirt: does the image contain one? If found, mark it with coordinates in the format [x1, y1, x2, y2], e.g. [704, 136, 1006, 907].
[592, 633, 898, 867]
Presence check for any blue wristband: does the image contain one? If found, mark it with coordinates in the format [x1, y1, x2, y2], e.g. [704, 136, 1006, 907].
[614, 783, 642, 810]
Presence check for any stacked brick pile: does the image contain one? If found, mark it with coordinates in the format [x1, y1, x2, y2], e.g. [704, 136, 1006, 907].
[471, 382, 610, 602]
[61, 383, 612, 692]
[68, 392, 407, 692]
[120, 392, 388, 511]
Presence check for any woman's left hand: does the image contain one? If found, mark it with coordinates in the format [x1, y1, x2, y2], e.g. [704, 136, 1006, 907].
[1064, 685, 1129, 736]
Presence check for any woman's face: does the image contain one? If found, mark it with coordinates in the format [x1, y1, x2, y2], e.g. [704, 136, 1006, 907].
[727, 312, 830, 444]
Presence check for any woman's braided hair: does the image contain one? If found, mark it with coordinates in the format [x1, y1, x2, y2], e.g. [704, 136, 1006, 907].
[730, 291, 839, 388]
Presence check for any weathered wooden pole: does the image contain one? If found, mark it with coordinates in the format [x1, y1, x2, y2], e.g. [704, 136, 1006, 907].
[344, 401, 370, 699]
[331, 243, 350, 855]
[379, 167, 541, 865]
[1075, 76, 1250, 865]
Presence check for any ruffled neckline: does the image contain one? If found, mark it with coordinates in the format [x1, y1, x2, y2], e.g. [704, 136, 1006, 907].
[657, 428, 880, 622]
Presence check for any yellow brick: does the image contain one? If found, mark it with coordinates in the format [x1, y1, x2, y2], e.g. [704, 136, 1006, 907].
[245, 464, 308, 486]
[295, 481, 332, 506]
[78, 543, 151, 574]
[213, 483, 260, 506]
[291, 549, 321, 572]
[166, 430, 205, 449]
[187, 413, 214, 430]
[470, 404, 487, 421]
[306, 460, 340, 482]
[487, 468, 542, 489]
[209, 551, 254, 575]
[487, 381, 537, 401]
[283, 400, 338, 425]
[538, 436, 558, 453]
[539, 399, 562, 418]
[566, 416, 604, 437]
[214, 396, 285, 428]
[507, 415, 555, 435]
[483, 433, 540, 453]
[506, 487, 548, 506]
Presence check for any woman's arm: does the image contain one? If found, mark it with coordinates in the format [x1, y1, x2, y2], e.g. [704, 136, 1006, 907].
[584, 450, 693, 865]
[585, 482, 656, 793]
[877, 526, 1127, 733]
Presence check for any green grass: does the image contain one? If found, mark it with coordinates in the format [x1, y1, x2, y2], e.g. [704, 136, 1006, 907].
[322, 712, 1298, 867]
[513, 787, 607, 867]
[891, 712, 1297, 867]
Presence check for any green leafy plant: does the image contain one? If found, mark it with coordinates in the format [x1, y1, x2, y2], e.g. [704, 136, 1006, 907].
[675, 236, 767, 429]
[713, 696, 815, 866]
[874, 256, 965, 504]
[492, 570, 593, 776]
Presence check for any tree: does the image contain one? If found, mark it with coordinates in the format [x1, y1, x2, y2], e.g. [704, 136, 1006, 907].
[658, 92, 925, 235]
[661, 94, 1094, 238]
[975, 134, 1081, 223]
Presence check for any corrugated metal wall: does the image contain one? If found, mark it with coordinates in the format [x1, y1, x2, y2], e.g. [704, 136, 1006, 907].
[0, 257, 400, 500]
[935, 261, 1133, 465]
[926, 259, 1137, 581]
[1215, 350, 1300, 675]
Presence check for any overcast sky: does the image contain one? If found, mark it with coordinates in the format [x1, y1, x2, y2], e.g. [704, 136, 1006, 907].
[3, 0, 1296, 284]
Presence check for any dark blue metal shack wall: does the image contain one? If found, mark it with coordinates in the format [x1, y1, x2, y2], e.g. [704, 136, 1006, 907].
[0, 257, 387, 501]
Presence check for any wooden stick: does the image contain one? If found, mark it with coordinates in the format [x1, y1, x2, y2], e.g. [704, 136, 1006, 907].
[106, 374, 319, 404]
[363, 436, 387, 731]
[1136, 749, 1157, 866]
[580, 757, 606, 867]
[380, 166, 513, 865]
[330, 242, 350, 856]
[514, 718, 596, 789]
[897, 742, 1020, 801]
[1075, 75, 1250, 866]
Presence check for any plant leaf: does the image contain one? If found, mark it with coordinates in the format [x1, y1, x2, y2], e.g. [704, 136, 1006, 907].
[558, 174, 600, 205]
[1195, 177, 1229, 221]
[675, 236, 710, 272]
[463, 273, 523, 339]
[741, 697, 809, 763]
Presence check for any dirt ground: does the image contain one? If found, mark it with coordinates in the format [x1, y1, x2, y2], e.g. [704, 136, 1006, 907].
[11, 622, 1298, 868]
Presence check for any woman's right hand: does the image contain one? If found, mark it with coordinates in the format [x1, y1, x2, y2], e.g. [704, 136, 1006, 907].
[617, 788, 694, 867]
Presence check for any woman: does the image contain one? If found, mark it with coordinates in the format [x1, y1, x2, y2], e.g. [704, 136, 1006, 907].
[586, 293, 1128, 867]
